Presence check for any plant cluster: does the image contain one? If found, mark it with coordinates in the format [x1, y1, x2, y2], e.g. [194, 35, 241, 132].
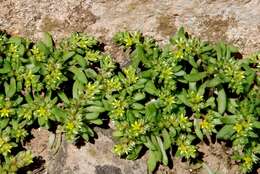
[0, 31, 117, 173]
[110, 28, 260, 173]
[0, 28, 259, 174]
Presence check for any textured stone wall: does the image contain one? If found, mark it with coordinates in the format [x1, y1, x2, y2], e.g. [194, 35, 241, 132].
[1, 1, 259, 174]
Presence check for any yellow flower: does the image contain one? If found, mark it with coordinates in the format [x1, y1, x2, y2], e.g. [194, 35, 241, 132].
[233, 123, 243, 134]
[179, 144, 188, 153]
[66, 122, 75, 130]
[161, 67, 173, 79]
[111, 108, 125, 119]
[0, 108, 11, 117]
[179, 114, 188, 124]
[175, 49, 184, 59]
[243, 156, 253, 169]
[190, 91, 203, 104]
[112, 100, 127, 109]
[113, 144, 126, 156]
[0, 138, 5, 146]
[36, 107, 47, 117]
[130, 120, 145, 136]
[200, 120, 212, 132]
[85, 83, 98, 97]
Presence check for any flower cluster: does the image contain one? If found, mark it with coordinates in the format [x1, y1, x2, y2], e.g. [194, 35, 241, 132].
[109, 28, 260, 173]
[0, 28, 259, 174]
[0, 32, 118, 172]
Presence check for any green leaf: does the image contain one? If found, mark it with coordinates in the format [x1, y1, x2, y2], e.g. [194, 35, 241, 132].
[216, 125, 235, 140]
[85, 68, 97, 79]
[177, 27, 185, 38]
[248, 131, 258, 138]
[131, 103, 144, 110]
[144, 81, 158, 95]
[215, 44, 222, 60]
[74, 54, 86, 67]
[82, 133, 89, 141]
[58, 92, 70, 104]
[36, 41, 50, 55]
[131, 45, 144, 69]
[0, 62, 11, 74]
[221, 115, 237, 124]
[0, 118, 9, 130]
[188, 56, 198, 68]
[72, 80, 83, 99]
[207, 77, 222, 87]
[145, 102, 157, 122]
[63, 51, 75, 62]
[174, 70, 186, 76]
[38, 117, 47, 128]
[184, 72, 207, 82]
[200, 45, 213, 53]
[194, 119, 203, 140]
[177, 92, 192, 107]
[51, 107, 67, 122]
[253, 121, 260, 129]
[126, 145, 142, 160]
[227, 98, 238, 114]
[70, 66, 88, 84]
[162, 129, 171, 150]
[197, 82, 207, 96]
[147, 150, 158, 174]
[86, 106, 105, 113]
[244, 70, 256, 92]
[217, 87, 226, 114]
[205, 97, 215, 108]
[141, 69, 154, 78]
[170, 27, 186, 44]
[144, 137, 157, 150]
[133, 93, 146, 101]
[85, 113, 100, 120]
[156, 136, 168, 166]
[8, 36, 22, 45]
[42, 32, 53, 51]
[169, 127, 177, 138]
[4, 77, 16, 98]
[112, 130, 124, 137]
[189, 82, 197, 91]
[89, 119, 103, 125]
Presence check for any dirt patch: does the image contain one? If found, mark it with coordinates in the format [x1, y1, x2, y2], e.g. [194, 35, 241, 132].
[40, 5, 97, 35]
[64, 4, 98, 32]
[40, 16, 63, 32]
[156, 142, 240, 174]
[105, 43, 130, 67]
[25, 128, 49, 173]
[198, 15, 238, 42]
[95, 165, 122, 174]
[157, 15, 178, 37]
[25, 128, 49, 160]
[127, 0, 150, 12]
[47, 135, 68, 174]
[198, 142, 239, 174]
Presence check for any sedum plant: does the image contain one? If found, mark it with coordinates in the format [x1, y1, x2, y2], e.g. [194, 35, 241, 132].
[0, 28, 259, 174]
[54, 33, 118, 142]
[0, 31, 118, 172]
[110, 28, 260, 173]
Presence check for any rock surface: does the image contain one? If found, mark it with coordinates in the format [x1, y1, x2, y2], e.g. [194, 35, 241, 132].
[1, 0, 260, 55]
[1, 0, 260, 174]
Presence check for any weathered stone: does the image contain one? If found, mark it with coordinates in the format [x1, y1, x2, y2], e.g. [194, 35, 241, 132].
[95, 165, 122, 174]
[1, 1, 260, 173]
